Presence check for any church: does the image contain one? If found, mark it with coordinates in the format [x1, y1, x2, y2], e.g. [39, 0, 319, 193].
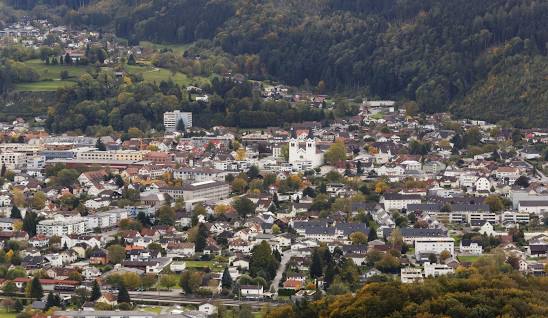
[288, 128, 324, 170]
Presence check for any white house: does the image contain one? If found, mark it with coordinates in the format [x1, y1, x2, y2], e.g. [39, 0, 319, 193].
[474, 177, 491, 192]
[400, 267, 423, 283]
[198, 302, 217, 315]
[423, 262, 454, 277]
[414, 237, 454, 258]
[240, 285, 264, 299]
[459, 240, 483, 255]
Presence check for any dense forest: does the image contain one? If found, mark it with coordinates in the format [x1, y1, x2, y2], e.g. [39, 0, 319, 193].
[2, 0, 548, 127]
[44, 72, 328, 134]
[263, 255, 548, 318]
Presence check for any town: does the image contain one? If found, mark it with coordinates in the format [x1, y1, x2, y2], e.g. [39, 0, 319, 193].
[0, 16, 547, 318]
[0, 97, 545, 318]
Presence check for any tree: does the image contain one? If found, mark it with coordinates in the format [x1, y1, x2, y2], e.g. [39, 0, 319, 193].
[324, 140, 346, 164]
[176, 119, 185, 131]
[221, 267, 233, 290]
[349, 232, 368, 245]
[506, 255, 521, 270]
[56, 168, 79, 187]
[90, 280, 102, 301]
[374, 254, 401, 273]
[388, 228, 403, 248]
[440, 250, 451, 262]
[195, 223, 208, 252]
[0, 164, 5, 177]
[484, 195, 504, 212]
[23, 211, 38, 236]
[29, 277, 44, 299]
[233, 197, 255, 219]
[159, 274, 178, 291]
[250, 241, 279, 281]
[156, 205, 176, 226]
[46, 291, 61, 310]
[2, 281, 17, 295]
[246, 165, 260, 180]
[64, 53, 72, 64]
[10, 206, 21, 219]
[238, 305, 253, 318]
[14, 299, 23, 312]
[280, 144, 289, 161]
[12, 189, 25, 207]
[309, 248, 323, 279]
[127, 54, 136, 65]
[60, 70, 69, 80]
[231, 177, 248, 194]
[117, 284, 131, 303]
[95, 138, 107, 151]
[31, 191, 47, 210]
[180, 271, 202, 294]
[514, 175, 530, 188]
[107, 244, 126, 264]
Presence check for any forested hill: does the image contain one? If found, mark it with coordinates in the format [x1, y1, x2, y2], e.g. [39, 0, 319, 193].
[4, 0, 548, 127]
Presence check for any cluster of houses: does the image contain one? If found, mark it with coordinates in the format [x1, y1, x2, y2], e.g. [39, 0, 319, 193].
[0, 97, 544, 317]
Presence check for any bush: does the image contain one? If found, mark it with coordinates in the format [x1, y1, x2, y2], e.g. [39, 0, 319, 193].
[60, 70, 69, 80]
[277, 288, 296, 297]
[117, 302, 133, 310]
[196, 288, 213, 297]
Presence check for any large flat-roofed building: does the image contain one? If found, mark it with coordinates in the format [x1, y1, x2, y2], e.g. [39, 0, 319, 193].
[182, 180, 230, 202]
[173, 167, 225, 182]
[164, 110, 192, 132]
[37, 216, 87, 237]
[0, 152, 27, 169]
[76, 150, 146, 161]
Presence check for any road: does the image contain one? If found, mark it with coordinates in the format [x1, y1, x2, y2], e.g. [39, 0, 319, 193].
[270, 250, 295, 295]
[126, 291, 280, 308]
[524, 159, 548, 182]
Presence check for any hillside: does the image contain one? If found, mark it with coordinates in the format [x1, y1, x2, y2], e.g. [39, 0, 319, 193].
[3, 0, 548, 127]
[263, 257, 548, 318]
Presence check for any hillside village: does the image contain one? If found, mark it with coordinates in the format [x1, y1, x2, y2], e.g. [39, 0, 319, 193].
[0, 90, 544, 317]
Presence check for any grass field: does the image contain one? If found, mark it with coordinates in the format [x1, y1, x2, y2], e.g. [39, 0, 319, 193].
[24, 59, 90, 80]
[140, 306, 163, 314]
[18, 54, 210, 92]
[0, 308, 16, 318]
[15, 80, 76, 91]
[126, 64, 209, 87]
[184, 260, 225, 272]
[457, 255, 481, 263]
[140, 41, 190, 55]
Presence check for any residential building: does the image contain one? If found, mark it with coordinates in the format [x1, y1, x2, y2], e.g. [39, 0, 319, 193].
[164, 110, 192, 132]
[182, 180, 230, 202]
[423, 262, 454, 277]
[414, 237, 455, 258]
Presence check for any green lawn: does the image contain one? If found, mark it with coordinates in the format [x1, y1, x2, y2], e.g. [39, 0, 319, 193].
[126, 64, 209, 87]
[140, 41, 190, 55]
[457, 255, 481, 263]
[140, 306, 163, 314]
[0, 308, 16, 318]
[24, 59, 90, 80]
[184, 260, 225, 271]
[19, 58, 210, 92]
[15, 80, 76, 91]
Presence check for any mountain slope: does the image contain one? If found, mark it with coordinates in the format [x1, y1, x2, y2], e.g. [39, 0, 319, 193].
[4, 0, 548, 126]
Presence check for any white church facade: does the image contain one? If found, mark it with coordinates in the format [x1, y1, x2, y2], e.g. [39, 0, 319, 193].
[288, 130, 324, 170]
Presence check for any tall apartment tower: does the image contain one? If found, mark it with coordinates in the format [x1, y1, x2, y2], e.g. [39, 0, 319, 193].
[164, 110, 192, 132]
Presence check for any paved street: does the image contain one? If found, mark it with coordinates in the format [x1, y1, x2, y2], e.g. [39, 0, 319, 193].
[270, 250, 296, 294]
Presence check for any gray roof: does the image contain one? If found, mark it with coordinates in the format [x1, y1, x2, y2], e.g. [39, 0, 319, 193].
[384, 227, 447, 238]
